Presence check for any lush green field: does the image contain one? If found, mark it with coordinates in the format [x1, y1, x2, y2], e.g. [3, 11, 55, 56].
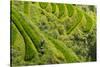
[11, 1, 96, 66]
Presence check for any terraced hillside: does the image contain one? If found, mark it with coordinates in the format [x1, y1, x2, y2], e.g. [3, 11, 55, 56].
[11, 1, 96, 66]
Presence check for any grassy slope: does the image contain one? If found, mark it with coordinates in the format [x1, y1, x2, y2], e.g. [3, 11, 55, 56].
[11, 1, 96, 66]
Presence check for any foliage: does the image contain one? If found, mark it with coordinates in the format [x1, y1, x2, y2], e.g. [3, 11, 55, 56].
[11, 1, 96, 66]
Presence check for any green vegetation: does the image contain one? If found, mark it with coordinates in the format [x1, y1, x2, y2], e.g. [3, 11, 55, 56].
[11, 1, 96, 66]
